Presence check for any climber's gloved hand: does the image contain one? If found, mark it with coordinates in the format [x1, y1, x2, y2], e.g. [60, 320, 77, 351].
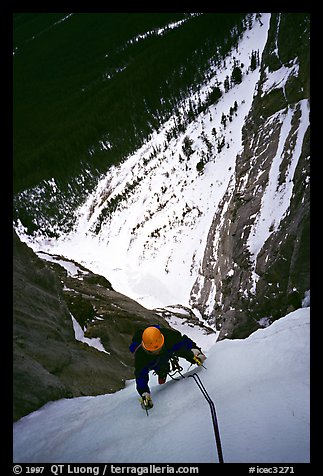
[191, 348, 207, 366]
[140, 392, 153, 410]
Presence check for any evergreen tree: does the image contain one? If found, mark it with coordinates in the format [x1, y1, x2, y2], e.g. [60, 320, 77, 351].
[182, 136, 194, 159]
[221, 112, 227, 128]
[250, 50, 258, 71]
[224, 75, 230, 92]
[217, 136, 225, 153]
[196, 159, 205, 173]
[231, 65, 242, 85]
[206, 86, 222, 105]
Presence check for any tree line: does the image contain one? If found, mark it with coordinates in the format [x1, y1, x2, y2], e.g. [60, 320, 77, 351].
[14, 13, 248, 196]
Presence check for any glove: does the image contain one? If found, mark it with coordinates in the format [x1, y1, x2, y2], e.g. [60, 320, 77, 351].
[140, 392, 153, 410]
[191, 348, 206, 366]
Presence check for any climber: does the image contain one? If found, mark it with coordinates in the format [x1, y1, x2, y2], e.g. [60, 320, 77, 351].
[129, 325, 206, 410]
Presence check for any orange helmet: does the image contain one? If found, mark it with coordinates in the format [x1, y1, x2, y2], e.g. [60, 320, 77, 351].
[142, 327, 165, 352]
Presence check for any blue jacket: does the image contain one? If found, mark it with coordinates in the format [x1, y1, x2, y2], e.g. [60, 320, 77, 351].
[129, 326, 197, 395]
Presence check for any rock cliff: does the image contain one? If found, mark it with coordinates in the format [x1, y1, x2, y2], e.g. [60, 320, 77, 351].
[13, 230, 168, 421]
[190, 13, 310, 339]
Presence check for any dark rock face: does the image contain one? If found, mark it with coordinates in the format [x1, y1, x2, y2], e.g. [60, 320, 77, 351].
[190, 13, 310, 340]
[13, 231, 168, 421]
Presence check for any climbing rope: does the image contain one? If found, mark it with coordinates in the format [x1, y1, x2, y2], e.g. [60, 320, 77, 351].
[188, 373, 224, 463]
[167, 359, 224, 463]
[151, 354, 224, 462]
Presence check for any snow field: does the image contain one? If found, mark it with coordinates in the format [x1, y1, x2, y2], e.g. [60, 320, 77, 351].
[13, 307, 310, 463]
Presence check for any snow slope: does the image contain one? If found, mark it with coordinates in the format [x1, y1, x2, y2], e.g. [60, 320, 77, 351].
[13, 307, 310, 464]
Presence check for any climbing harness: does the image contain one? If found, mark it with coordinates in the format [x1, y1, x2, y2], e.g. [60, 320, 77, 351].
[168, 355, 206, 379]
[152, 355, 185, 381]
[168, 355, 185, 380]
